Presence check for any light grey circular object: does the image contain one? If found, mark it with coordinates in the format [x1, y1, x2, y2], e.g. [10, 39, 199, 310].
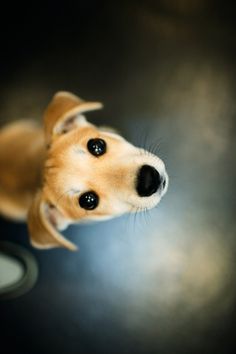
[0, 242, 38, 300]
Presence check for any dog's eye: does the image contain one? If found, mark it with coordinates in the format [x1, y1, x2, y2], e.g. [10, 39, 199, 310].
[87, 138, 106, 157]
[79, 191, 99, 210]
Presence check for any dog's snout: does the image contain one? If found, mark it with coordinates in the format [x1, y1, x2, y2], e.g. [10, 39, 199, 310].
[136, 165, 163, 197]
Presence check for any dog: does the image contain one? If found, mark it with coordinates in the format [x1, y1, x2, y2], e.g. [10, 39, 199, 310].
[0, 91, 168, 251]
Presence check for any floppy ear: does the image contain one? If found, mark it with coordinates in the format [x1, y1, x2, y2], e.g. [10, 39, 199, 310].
[27, 191, 78, 251]
[44, 91, 103, 146]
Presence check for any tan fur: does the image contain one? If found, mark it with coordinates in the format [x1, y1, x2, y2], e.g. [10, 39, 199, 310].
[0, 91, 168, 251]
[0, 121, 45, 220]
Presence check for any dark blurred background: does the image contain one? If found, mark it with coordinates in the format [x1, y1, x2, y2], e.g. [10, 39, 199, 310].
[1, 1, 236, 353]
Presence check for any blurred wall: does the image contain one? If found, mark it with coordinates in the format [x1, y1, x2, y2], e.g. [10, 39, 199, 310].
[0, 1, 236, 354]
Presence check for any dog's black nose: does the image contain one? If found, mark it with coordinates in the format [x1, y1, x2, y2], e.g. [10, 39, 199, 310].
[136, 165, 162, 197]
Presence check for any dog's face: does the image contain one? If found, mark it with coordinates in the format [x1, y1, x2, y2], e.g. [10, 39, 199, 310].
[28, 92, 168, 251]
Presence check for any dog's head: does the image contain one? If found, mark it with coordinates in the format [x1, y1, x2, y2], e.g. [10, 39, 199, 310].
[28, 92, 168, 250]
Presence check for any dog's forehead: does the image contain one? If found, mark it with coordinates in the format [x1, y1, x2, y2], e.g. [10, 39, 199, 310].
[62, 126, 136, 159]
[51, 125, 134, 152]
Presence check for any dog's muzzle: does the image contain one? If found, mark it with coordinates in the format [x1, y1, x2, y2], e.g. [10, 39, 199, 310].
[136, 165, 166, 197]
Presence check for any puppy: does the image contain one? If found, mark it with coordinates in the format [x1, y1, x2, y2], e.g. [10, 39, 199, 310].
[0, 91, 168, 250]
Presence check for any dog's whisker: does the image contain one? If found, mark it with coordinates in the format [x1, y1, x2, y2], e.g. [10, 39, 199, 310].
[140, 206, 148, 227]
[147, 137, 163, 155]
[138, 128, 153, 152]
[145, 207, 151, 225]
[132, 206, 139, 234]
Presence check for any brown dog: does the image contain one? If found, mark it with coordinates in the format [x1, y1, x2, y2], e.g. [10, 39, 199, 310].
[0, 91, 168, 250]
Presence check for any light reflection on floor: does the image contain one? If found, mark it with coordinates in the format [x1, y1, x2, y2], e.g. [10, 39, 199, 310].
[69, 56, 236, 344]
[81, 196, 234, 340]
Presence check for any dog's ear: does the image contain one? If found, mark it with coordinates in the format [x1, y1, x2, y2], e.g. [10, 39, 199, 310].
[44, 91, 103, 146]
[27, 191, 77, 251]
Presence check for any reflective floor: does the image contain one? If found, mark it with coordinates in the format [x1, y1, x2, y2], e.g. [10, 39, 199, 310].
[0, 1, 236, 353]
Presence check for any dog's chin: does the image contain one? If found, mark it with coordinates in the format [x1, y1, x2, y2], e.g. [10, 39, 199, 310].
[128, 192, 162, 212]
[129, 177, 169, 212]
[129, 195, 161, 212]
